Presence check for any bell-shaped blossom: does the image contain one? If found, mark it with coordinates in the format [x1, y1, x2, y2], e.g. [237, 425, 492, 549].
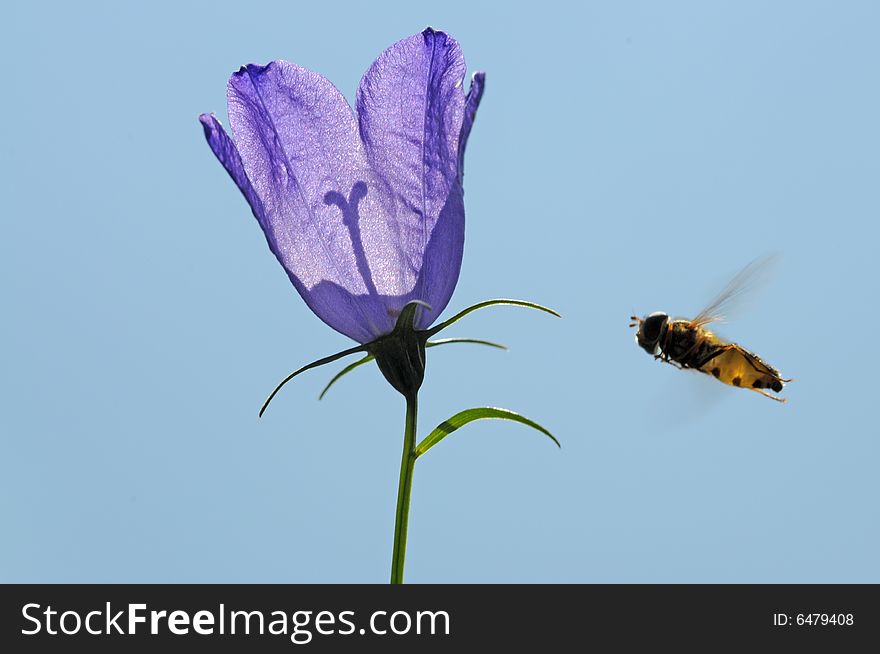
[200, 28, 484, 344]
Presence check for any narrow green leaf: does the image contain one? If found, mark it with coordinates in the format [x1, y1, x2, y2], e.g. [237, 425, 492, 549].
[319, 338, 506, 400]
[318, 354, 375, 400]
[415, 407, 560, 458]
[427, 299, 560, 337]
[259, 344, 366, 417]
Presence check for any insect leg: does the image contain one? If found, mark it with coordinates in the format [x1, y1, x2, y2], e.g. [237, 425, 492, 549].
[656, 357, 685, 370]
[747, 387, 787, 403]
[654, 351, 684, 368]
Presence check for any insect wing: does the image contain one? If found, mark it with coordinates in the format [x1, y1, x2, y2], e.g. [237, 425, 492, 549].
[689, 255, 780, 328]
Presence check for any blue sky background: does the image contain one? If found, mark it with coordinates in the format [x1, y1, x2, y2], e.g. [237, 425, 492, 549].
[3, 1, 878, 582]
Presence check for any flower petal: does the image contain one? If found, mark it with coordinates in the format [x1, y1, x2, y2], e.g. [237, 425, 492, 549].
[199, 113, 268, 230]
[226, 61, 401, 343]
[202, 32, 484, 343]
[459, 71, 485, 182]
[356, 28, 479, 329]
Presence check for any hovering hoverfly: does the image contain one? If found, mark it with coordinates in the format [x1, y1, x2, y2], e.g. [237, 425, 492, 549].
[630, 256, 791, 402]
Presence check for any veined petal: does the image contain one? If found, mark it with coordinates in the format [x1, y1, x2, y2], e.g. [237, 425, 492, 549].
[356, 28, 480, 330]
[226, 61, 404, 343]
[459, 71, 485, 182]
[200, 112, 300, 304]
[201, 31, 484, 344]
[199, 113, 268, 231]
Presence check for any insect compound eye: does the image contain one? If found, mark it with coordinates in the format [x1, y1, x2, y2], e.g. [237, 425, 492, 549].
[641, 312, 667, 343]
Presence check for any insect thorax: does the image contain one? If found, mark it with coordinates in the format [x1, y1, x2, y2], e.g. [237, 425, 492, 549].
[664, 321, 722, 368]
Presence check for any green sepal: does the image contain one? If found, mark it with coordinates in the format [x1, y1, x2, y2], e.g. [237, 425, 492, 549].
[368, 300, 430, 397]
[426, 299, 560, 337]
[260, 299, 556, 413]
[319, 338, 507, 400]
[397, 299, 431, 333]
[414, 407, 560, 458]
[319, 354, 375, 400]
[259, 343, 366, 417]
[426, 337, 507, 350]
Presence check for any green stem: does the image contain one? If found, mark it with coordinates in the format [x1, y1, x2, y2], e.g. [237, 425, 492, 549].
[390, 391, 418, 584]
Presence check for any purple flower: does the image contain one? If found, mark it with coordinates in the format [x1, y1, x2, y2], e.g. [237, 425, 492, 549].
[200, 28, 485, 345]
